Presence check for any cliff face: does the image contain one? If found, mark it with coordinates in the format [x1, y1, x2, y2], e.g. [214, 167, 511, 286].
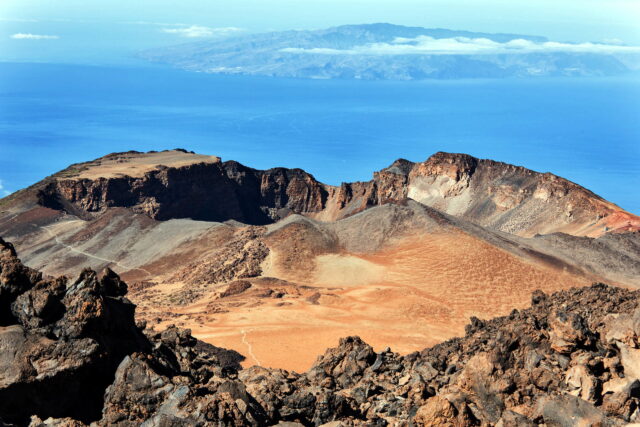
[36, 150, 639, 237]
[41, 160, 329, 225]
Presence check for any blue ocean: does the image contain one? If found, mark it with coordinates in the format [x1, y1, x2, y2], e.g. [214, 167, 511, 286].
[0, 62, 638, 213]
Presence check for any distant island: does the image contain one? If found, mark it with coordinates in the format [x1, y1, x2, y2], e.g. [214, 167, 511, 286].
[141, 23, 640, 80]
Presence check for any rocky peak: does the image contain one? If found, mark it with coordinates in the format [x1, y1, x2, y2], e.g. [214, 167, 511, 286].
[379, 158, 415, 176]
[307, 336, 377, 388]
[23, 150, 640, 236]
[415, 151, 479, 181]
[0, 237, 42, 326]
[405, 152, 640, 236]
[0, 237, 17, 259]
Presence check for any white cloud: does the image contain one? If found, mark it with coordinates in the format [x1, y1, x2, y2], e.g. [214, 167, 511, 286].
[10, 33, 59, 40]
[281, 36, 640, 56]
[602, 38, 625, 45]
[161, 25, 243, 38]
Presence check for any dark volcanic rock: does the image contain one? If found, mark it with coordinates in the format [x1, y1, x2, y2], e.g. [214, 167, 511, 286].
[0, 259, 149, 424]
[1, 237, 640, 426]
[39, 161, 330, 225]
[0, 237, 41, 325]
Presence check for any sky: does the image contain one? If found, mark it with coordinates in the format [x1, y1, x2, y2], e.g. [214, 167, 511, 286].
[1, 0, 640, 64]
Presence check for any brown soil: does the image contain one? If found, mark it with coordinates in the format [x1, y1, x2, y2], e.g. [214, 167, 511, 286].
[134, 229, 591, 372]
[73, 150, 220, 179]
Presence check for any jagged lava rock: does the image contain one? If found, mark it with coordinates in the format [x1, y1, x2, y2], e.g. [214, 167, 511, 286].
[2, 236, 640, 425]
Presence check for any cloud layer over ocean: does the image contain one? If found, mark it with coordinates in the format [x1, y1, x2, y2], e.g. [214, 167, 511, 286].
[10, 33, 59, 40]
[281, 36, 640, 56]
[161, 25, 243, 38]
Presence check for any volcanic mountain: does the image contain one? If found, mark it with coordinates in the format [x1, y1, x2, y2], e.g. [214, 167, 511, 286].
[1, 149, 638, 371]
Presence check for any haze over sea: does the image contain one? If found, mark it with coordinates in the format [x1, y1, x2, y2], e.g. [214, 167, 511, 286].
[0, 61, 639, 213]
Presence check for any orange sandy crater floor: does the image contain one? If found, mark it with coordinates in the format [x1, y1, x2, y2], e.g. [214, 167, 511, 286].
[137, 231, 592, 373]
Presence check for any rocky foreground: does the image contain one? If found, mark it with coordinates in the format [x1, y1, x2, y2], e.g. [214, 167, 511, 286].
[1, 237, 640, 426]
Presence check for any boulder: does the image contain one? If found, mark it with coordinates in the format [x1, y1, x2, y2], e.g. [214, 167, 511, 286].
[413, 396, 458, 426]
[537, 394, 618, 426]
[548, 310, 592, 354]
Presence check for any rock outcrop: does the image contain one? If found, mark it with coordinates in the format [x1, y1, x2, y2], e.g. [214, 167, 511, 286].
[2, 236, 640, 426]
[39, 161, 328, 225]
[0, 237, 245, 426]
[0, 238, 149, 424]
[404, 152, 640, 237]
[34, 150, 639, 237]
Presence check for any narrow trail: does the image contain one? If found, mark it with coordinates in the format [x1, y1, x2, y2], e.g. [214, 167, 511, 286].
[37, 222, 152, 277]
[241, 329, 262, 366]
[1, 213, 20, 224]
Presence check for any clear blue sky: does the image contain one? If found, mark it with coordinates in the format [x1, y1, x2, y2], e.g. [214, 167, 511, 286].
[1, 0, 639, 64]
